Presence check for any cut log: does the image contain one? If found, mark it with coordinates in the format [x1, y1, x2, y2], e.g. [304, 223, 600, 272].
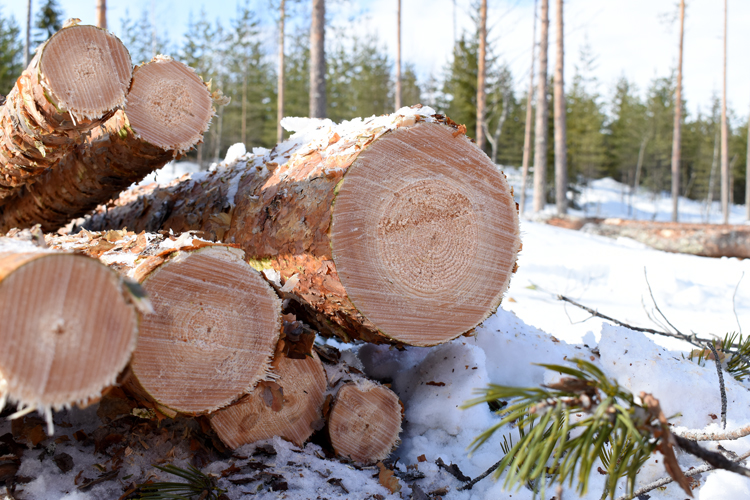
[48, 231, 282, 415]
[0, 56, 214, 233]
[0, 230, 138, 430]
[580, 218, 750, 259]
[209, 351, 327, 449]
[0, 24, 131, 200]
[83, 107, 522, 347]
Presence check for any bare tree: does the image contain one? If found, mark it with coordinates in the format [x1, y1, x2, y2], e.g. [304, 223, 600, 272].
[721, 0, 729, 223]
[310, 0, 326, 118]
[24, 0, 31, 66]
[553, 0, 566, 215]
[519, 0, 538, 215]
[96, 0, 107, 29]
[277, 0, 286, 143]
[532, 0, 549, 213]
[395, 0, 401, 110]
[476, 0, 487, 150]
[671, 0, 685, 222]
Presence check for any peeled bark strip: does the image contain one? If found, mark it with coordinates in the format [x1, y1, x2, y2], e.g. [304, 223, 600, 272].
[0, 24, 131, 199]
[0, 57, 214, 233]
[210, 351, 327, 449]
[48, 231, 282, 415]
[0, 233, 138, 427]
[84, 107, 521, 347]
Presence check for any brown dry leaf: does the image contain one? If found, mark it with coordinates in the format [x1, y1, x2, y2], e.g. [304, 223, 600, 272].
[417, 454, 427, 463]
[258, 381, 285, 412]
[28, 425, 46, 446]
[376, 461, 402, 494]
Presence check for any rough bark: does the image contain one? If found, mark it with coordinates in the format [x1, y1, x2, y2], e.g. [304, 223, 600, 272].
[0, 24, 131, 200]
[309, 0, 326, 118]
[0, 56, 214, 233]
[581, 218, 750, 259]
[47, 230, 282, 416]
[553, 0, 567, 215]
[210, 351, 327, 449]
[476, 0, 487, 150]
[532, 0, 549, 213]
[721, 0, 729, 224]
[671, 0, 684, 222]
[519, 0, 538, 215]
[83, 108, 521, 347]
[0, 230, 138, 427]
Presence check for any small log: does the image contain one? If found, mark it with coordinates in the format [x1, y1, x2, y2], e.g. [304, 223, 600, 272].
[580, 218, 750, 259]
[0, 56, 214, 233]
[0, 24, 131, 199]
[48, 230, 282, 416]
[0, 230, 138, 428]
[209, 351, 328, 449]
[83, 108, 522, 347]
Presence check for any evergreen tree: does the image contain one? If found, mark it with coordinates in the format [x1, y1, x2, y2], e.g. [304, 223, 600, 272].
[606, 77, 647, 187]
[284, 30, 310, 119]
[400, 63, 421, 108]
[643, 75, 676, 195]
[120, 7, 170, 66]
[441, 34, 479, 138]
[33, 0, 62, 46]
[0, 10, 23, 95]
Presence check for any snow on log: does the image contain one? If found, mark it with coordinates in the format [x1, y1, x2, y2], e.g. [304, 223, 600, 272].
[0, 230, 138, 430]
[581, 218, 750, 259]
[48, 230, 282, 416]
[0, 57, 214, 233]
[209, 350, 328, 449]
[83, 107, 522, 347]
[0, 24, 131, 200]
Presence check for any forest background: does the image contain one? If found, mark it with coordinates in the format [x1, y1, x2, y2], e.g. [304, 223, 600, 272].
[0, 0, 748, 212]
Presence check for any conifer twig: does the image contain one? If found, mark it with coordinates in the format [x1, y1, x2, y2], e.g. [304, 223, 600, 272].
[613, 449, 750, 500]
[643, 268, 682, 335]
[707, 341, 728, 429]
[673, 424, 750, 442]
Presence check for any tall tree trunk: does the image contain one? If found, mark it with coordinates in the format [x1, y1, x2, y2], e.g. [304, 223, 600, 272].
[707, 127, 720, 221]
[533, 0, 550, 213]
[96, 0, 107, 29]
[476, 0, 487, 150]
[553, 0, 567, 215]
[395, 0, 402, 110]
[0, 57, 214, 233]
[721, 0, 730, 224]
[0, 25, 131, 202]
[83, 110, 521, 348]
[309, 0, 326, 118]
[671, 0, 685, 222]
[519, 0, 538, 215]
[24, 0, 31, 67]
[277, 0, 286, 143]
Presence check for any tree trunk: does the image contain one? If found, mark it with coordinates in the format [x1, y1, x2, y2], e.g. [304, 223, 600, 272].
[96, 0, 107, 29]
[0, 57, 214, 233]
[83, 109, 521, 348]
[0, 231, 138, 431]
[671, 0, 685, 222]
[553, 0, 567, 215]
[0, 24, 131, 201]
[476, 0, 487, 150]
[707, 127, 720, 221]
[210, 350, 328, 448]
[395, 0, 402, 110]
[533, 0, 549, 213]
[721, 0, 730, 224]
[277, 0, 286, 143]
[519, 0, 538, 215]
[309, 0, 326, 118]
[746, 106, 750, 221]
[48, 231, 283, 416]
[24, 0, 31, 67]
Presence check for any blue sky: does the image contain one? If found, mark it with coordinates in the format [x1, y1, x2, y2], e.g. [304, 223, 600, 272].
[4, 0, 750, 124]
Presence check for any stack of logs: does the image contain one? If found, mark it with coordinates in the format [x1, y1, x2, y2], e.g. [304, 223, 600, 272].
[0, 24, 521, 465]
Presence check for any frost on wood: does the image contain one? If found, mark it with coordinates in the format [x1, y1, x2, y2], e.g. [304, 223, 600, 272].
[209, 351, 327, 449]
[0, 24, 131, 200]
[0, 235, 138, 428]
[48, 230, 282, 416]
[84, 106, 522, 347]
[0, 57, 213, 233]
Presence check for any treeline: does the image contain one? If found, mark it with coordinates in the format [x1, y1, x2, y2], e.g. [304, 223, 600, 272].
[0, 1, 747, 206]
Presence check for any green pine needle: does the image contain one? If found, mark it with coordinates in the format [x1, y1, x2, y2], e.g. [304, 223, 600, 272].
[137, 464, 226, 500]
[463, 359, 662, 499]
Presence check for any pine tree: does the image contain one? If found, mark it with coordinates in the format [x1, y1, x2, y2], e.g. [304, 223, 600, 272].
[400, 63, 421, 107]
[643, 75, 676, 197]
[0, 10, 23, 95]
[607, 78, 647, 188]
[120, 7, 170, 65]
[441, 34, 479, 138]
[33, 0, 62, 46]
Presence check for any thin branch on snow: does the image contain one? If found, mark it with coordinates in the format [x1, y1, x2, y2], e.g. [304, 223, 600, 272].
[614, 448, 750, 500]
[674, 435, 750, 478]
[456, 457, 502, 491]
[673, 424, 750, 442]
[707, 341, 728, 430]
[733, 272, 744, 335]
[643, 268, 683, 336]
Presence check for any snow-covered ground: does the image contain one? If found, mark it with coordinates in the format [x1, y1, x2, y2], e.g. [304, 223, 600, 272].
[4, 163, 750, 499]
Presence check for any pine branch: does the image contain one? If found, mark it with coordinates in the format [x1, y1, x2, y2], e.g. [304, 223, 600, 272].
[673, 424, 750, 442]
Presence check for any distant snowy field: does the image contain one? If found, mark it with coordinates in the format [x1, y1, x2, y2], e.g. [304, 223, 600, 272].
[7, 161, 750, 499]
